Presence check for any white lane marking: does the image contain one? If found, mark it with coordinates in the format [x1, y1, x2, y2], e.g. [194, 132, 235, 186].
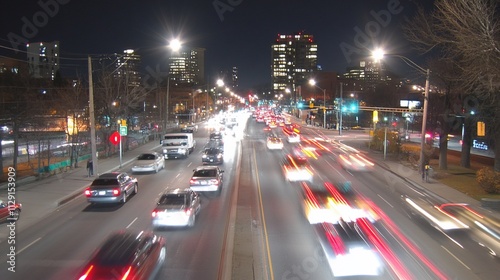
[441, 246, 471, 270]
[187, 162, 193, 167]
[18, 237, 42, 255]
[126, 217, 138, 229]
[377, 194, 394, 208]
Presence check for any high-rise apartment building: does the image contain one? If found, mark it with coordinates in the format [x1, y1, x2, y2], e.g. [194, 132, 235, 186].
[169, 47, 205, 87]
[116, 49, 141, 87]
[98, 49, 142, 87]
[271, 32, 318, 96]
[26, 41, 60, 80]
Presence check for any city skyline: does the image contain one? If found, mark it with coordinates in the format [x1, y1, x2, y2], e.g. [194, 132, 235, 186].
[1, 0, 434, 91]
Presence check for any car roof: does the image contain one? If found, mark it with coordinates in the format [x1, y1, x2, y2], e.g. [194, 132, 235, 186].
[193, 166, 220, 172]
[92, 231, 156, 266]
[163, 188, 191, 195]
[204, 147, 221, 153]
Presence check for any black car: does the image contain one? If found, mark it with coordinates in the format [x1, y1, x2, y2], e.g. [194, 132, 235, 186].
[207, 139, 224, 150]
[209, 131, 223, 141]
[202, 147, 224, 164]
[77, 230, 166, 279]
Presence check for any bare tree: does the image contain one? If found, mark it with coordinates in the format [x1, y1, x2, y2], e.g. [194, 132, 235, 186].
[404, 0, 500, 170]
[94, 66, 149, 155]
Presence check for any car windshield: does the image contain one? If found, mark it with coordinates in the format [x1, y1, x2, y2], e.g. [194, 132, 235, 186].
[205, 148, 220, 155]
[158, 194, 186, 205]
[91, 179, 119, 186]
[193, 169, 217, 177]
[137, 154, 155, 160]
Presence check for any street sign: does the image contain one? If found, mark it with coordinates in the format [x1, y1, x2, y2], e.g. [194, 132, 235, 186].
[119, 125, 128, 136]
[109, 131, 120, 145]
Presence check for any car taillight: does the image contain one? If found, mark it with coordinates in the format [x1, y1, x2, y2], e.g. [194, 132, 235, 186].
[84, 189, 91, 197]
[184, 208, 192, 216]
[113, 188, 121, 196]
[152, 210, 158, 218]
[121, 266, 133, 280]
[78, 265, 94, 280]
[210, 179, 219, 184]
[189, 179, 197, 184]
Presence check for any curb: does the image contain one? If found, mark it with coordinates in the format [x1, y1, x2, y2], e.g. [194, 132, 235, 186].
[55, 155, 141, 207]
[0, 175, 38, 190]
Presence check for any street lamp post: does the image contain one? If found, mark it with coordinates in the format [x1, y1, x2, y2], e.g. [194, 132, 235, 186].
[309, 79, 327, 129]
[166, 38, 182, 130]
[373, 49, 430, 177]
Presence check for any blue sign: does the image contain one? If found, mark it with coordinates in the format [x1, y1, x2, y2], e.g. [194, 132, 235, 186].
[472, 139, 488, 150]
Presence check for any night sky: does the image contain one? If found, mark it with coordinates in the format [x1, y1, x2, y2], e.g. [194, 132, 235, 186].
[1, 0, 435, 90]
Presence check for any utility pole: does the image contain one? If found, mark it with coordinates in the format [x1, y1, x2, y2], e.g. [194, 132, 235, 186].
[88, 56, 98, 176]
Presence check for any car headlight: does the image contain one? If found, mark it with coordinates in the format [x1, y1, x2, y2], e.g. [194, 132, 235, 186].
[202, 154, 207, 158]
[179, 148, 187, 154]
[163, 149, 167, 153]
[217, 154, 222, 158]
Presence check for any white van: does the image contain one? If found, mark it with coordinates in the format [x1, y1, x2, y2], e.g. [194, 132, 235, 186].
[161, 133, 196, 159]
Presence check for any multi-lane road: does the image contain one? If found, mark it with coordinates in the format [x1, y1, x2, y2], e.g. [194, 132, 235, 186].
[1, 113, 499, 279]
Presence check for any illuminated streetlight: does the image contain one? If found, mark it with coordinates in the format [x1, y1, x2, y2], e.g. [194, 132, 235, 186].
[169, 38, 182, 52]
[309, 79, 328, 129]
[372, 48, 430, 176]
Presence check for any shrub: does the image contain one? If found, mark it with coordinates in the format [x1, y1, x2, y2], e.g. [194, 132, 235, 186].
[476, 168, 500, 194]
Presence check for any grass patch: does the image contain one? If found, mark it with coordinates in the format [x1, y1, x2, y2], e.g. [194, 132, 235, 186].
[433, 164, 500, 201]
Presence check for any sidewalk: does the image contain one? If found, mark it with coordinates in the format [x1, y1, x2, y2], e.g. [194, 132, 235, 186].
[0, 137, 162, 236]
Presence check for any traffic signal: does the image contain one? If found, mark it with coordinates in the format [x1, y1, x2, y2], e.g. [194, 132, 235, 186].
[347, 99, 359, 113]
[477, 121, 485, 136]
[309, 101, 314, 108]
[373, 110, 379, 123]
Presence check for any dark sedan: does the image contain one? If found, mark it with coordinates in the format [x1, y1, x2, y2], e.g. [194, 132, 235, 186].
[202, 147, 224, 165]
[84, 172, 138, 204]
[77, 230, 166, 280]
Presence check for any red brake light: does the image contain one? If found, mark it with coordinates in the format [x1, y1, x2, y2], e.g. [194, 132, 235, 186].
[84, 189, 91, 197]
[210, 179, 219, 185]
[184, 208, 192, 216]
[112, 188, 121, 196]
[78, 265, 94, 280]
[189, 179, 197, 184]
[121, 266, 133, 280]
[152, 210, 158, 218]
